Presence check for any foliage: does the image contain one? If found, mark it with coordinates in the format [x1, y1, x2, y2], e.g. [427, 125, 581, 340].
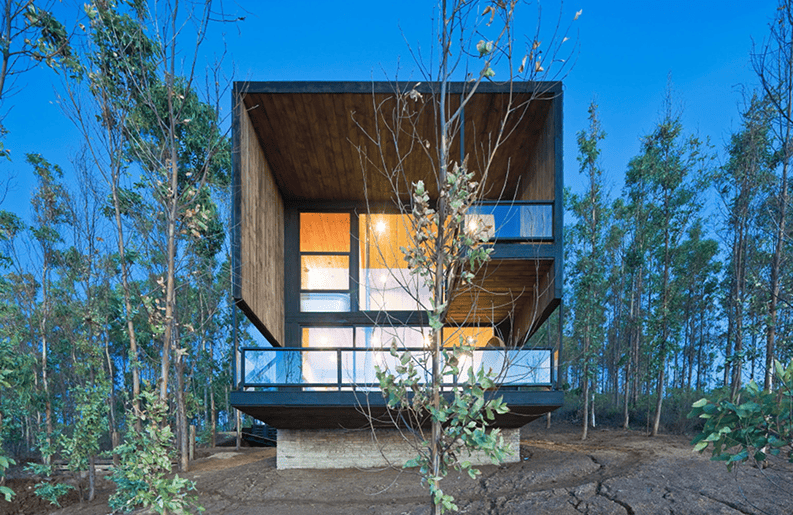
[690, 360, 793, 470]
[0, 455, 14, 502]
[26, 432, 76, 506]
[33, 481, 75, 507]
[108, 389, 203, 514]
[376, 160, 508, 513]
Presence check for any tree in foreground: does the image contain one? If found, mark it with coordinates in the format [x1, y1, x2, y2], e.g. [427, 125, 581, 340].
[359, 1, 578, 512]
[690, 360, 793, 472]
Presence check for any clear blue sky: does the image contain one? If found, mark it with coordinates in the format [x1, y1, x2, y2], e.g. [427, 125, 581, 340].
[0, 0, 776, 221]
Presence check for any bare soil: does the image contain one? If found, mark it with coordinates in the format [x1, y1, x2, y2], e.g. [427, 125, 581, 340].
[4, 422, 792, 514]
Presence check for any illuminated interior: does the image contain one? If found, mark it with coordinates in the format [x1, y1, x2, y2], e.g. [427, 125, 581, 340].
[359, 214, 430, 311]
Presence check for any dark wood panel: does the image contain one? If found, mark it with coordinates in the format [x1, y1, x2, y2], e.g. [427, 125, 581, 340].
[239, 102, 286, 345]
[446, 259, 555, 329]
[242, 86, 557, 203]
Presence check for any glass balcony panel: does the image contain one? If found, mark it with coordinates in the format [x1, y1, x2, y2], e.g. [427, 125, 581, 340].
[499, 349, 552, 384]
[466, 204, 553, 240]
[239, 347, 553, 389]
[243, 350, 304, 387]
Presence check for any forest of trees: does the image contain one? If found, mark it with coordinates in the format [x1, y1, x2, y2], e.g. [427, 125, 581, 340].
[560, 4, 793, 438]
[0, 0, 791, 509]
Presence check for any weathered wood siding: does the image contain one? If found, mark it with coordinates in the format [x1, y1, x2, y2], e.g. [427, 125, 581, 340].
[519, 96, 556, 201]
[239, 100, 285, 345]
[512, 261, 557, 344]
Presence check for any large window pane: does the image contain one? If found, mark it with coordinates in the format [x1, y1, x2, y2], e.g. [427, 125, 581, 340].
[359, 214, 431, 311]
[301, 255, 349, 290]
[300, 213, 350, 252]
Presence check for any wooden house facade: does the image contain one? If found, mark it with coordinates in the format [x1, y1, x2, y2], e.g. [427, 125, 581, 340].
[229, 81, 564, 468]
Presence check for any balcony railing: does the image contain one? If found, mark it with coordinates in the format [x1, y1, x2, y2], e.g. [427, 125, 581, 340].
[237, 347, 554, 390]
[465, 201, 553, 242]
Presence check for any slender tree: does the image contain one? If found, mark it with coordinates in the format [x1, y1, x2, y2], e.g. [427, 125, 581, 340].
[752, 1, 793, 391]
[569, 101, 609, 440]
[624, 90, 711, 436]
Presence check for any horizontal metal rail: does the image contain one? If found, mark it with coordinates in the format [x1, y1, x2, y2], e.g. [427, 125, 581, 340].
[237, 346, 555, 390]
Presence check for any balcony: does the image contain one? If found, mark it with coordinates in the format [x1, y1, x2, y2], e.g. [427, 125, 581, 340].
[465, 201, 554, 242]
[230, 346, 563, 430]
[238, 346, 555, 390]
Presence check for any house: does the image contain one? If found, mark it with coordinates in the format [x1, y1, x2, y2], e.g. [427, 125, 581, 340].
[229, 81, 564, 469]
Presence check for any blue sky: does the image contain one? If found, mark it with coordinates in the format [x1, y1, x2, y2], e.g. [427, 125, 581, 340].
[0, 0, 777, 221]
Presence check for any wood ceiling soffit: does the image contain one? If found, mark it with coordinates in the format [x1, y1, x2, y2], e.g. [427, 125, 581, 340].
[241, 91, 551, 202]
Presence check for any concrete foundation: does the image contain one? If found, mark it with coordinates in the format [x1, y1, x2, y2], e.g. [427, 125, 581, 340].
[276, 427, 521, 470]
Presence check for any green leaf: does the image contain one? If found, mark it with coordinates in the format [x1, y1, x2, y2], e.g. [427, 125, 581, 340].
[692, 398, 708, 408]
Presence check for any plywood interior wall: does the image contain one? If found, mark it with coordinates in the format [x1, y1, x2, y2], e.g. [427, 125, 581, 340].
[519, 98, 556, 201]
[240, 99, 285, 345]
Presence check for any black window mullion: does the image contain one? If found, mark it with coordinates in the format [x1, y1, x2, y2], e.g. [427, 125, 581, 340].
[350, 211, 360, 312]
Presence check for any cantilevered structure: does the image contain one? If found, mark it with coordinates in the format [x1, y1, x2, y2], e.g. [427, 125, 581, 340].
[229, 81, 564, 469]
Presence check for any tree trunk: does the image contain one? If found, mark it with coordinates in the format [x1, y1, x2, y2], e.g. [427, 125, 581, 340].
[88, 455, 96, 502]
[581, 333, 590, 440]
[765, 157, 787, 391]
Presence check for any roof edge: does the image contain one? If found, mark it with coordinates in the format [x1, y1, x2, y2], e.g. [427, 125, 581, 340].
[233, 80, 562, 96]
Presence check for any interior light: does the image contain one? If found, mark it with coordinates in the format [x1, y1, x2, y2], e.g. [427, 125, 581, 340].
[320, 336, 329, 346]
[467, 336, 476, 345]
[375, 220, 387, 234]
[423, 334, 432, 347]
[306, 268, 320, 289]
[467, 218, 479, 234]
[379, 273, 388, 284]
[371, 336, 381, 346]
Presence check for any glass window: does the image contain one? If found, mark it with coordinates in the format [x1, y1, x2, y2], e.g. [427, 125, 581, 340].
[359, 214, 431, 311]
[300, 292, 351, 312]
[299, 213, 352, 312]
[301, 255, 349, 290]
[442, 326, 494, 348]
[300, 213, 350, 252]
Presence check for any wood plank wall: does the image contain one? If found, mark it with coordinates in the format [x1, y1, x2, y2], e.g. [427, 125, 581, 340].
[519, 97, 555, 201]
[240, 100, 286, 344]
[512, 262, 556, 344]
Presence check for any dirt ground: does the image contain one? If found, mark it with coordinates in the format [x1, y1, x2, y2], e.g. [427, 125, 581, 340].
[3, 422, 792, 515]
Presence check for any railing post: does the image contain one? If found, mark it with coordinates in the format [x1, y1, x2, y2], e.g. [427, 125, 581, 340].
[239, 348, 245, 389]
[337, 348, 342, 391]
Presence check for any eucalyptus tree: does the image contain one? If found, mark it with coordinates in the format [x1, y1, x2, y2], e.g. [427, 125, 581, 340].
[624, 94, 712, 436]
[358, 1, 578, 512]
[62, 0, 231, 473]
[568, 101, 610, 440]
[717, 93, 774, 396]
[0, 0, 73, 157]
[672, 222, 719, 391]
[752, 1, 793, 391]
[60, 0, 159, 429]
[26, 153, 72, 459]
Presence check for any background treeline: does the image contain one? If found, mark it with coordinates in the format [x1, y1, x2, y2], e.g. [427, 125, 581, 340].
[0, 1, 253, 495]
[557, 3, 793, 438]
[0, 0, 792, 496]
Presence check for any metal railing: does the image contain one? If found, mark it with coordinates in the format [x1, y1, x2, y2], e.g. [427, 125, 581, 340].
[237, 346, 555, 390]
